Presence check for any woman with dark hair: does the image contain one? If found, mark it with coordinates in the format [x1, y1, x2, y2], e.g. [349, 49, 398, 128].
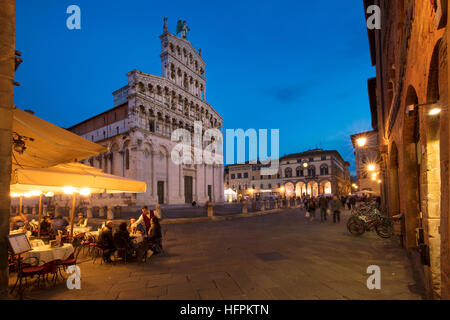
[113, 222, 134, 258]
[148, 217, 163, 254]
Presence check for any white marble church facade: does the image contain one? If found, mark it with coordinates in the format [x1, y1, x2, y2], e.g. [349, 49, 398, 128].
[62, 20, 224, 210]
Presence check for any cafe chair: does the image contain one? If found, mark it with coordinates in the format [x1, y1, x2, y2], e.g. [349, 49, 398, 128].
[10, 257, 47, 295]
[54, 253, 77, 283]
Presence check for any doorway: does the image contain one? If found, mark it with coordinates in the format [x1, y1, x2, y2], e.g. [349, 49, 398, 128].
[157, 181, 164, 204]
[184, 176, 193, 204]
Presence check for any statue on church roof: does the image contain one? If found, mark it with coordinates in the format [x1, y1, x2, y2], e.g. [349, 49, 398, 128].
[163, 16, 168, 32]
[176, 20, 190, 39]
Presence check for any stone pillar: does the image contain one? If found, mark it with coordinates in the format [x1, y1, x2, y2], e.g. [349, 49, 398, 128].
[99, 206, 105, 218]
[86, 206, 93, 218]
[155, 204, 162, 219]
[54, 204, 59, 216]
[274, 199, 278, 209]
[287, 198, 291, 208]
[242, 200, 248, 214]
[260, 200, 265, 212]
[43, 205, 47, 216]
[107, 206, 114, 220]
[207, 203, 214, 217]
[31, 206, 36, 216]
[266, 200, 270, 210]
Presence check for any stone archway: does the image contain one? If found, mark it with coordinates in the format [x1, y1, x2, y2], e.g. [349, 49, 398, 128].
[307, 181, 318, 197]
[402, 85, 421, 251]
[389, 142, 401, 215]
[295, 181, 306, 198]
[285, 182, 295, 198]
[319, 180, 332, 195]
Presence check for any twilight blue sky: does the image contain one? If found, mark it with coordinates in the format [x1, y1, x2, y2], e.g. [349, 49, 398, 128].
[14, 0, 375, 174]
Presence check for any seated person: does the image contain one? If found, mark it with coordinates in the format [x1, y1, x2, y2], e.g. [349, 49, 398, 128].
[148, 217, 163, 254]
[50, 214, 69, 233]
[39, 216, 52, 235]
[76, 213, 88, 227]
[10, 215, 26, 231]
[97, 221, 116, 263]
[129, 218, 147, 236]
[113, 222, 135, 258]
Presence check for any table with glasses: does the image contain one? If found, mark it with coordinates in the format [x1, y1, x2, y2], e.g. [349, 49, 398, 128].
[22, 243, 74, 266]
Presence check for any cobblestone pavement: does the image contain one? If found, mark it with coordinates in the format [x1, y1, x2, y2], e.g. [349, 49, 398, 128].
[13, 208, 425, 300]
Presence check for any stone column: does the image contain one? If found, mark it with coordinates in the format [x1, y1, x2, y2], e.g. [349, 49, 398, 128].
[266, 200, 270, 210]
[242, 200, 248, 214]
[43, 205, 48, 216]
[86, 206, 93, 218]
[155, 204, 162, 219]
[274, 199, 278, 209]
[287, 198, 291, 208]
[207, 203, 213, 217]
[31, 206, 36, 216]
[260, 200, 265, 212]
[54, 204, 59, 216]
[107, 206, 114, 220]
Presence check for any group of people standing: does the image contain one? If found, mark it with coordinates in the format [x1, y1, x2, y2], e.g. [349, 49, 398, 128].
[303, 195, 358, 224]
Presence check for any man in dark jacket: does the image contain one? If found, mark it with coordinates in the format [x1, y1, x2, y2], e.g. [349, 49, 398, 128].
[97, 221, 116, 263]
[51, 215, 69, 233]
[330, 196, 343, 224]
[319, 197, 329, 222]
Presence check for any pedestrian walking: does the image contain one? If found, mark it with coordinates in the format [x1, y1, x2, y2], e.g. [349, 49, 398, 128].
[330, 195, 343, 224]
[319, 196, 328, 222]
[308, 197, 317, 221]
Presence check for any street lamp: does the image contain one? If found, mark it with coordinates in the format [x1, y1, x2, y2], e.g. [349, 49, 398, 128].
[429, 108, 441, 116]
[367, 164, 376, 172]
[356, 137, 367, 147]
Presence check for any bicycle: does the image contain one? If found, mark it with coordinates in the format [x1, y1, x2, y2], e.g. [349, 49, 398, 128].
[347, 208, 394, 238]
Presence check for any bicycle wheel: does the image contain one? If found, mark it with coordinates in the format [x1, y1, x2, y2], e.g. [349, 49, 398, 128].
[375, 221, 393, 238]
[347, 217, 365, 236]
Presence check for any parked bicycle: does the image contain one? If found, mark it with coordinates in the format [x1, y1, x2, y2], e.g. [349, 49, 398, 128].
[347, 208, 394, 238]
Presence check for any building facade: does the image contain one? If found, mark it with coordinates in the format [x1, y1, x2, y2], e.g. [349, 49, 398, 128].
[350, 130, 381, 195]
[362, 0, 449, 299]
[63, 20, 224, 209]
[224, 149, 351, 199]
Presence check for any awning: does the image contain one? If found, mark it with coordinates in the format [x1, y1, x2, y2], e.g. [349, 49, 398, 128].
[11, 162, 147, 195]
[12, 107, 107, 171]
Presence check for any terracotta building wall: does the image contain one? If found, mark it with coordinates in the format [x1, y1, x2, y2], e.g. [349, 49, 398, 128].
[371, 0, 448, 299]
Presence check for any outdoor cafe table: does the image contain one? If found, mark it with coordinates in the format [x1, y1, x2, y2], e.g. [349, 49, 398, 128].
[22, 243, 74, 266]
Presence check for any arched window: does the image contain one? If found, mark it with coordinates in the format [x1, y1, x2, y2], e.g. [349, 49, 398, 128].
[320, 165, 329, 175]
[307, 166, 316, 177]
[296, 167, 303, 177]
[125, 149, 130, 170]
[285, 167, 292, 178]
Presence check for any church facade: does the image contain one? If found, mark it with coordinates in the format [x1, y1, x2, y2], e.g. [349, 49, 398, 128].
[63, 20, 224, 211]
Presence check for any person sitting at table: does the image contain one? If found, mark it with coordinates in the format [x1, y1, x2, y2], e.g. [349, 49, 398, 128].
[113, 222, 135, 259]
[97, 221, 116, 263]
[148, 217, 163, 254]
[39, 216, 52, 235]
[10, 215, 26, 231]
[76, 213, 88, 227]
[129, 218, 147, 236]
[51, 214, 69, 233]
[131, 206, 154, 235]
